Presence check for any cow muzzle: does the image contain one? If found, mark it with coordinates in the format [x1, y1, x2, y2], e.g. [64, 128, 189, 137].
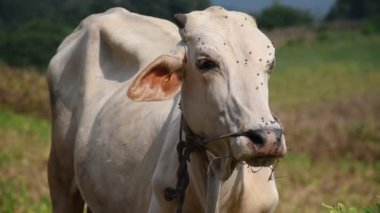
[231, 128, 286, 167]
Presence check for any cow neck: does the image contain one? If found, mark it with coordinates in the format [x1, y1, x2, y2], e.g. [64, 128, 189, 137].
[166, 108, 239, 212]
[164, 101, 248, 212]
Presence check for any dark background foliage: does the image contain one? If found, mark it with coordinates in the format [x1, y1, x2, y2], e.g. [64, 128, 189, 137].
[255, 4, 313, 29]
[0, 0, 210, 69]
[0, 0, 379, 70]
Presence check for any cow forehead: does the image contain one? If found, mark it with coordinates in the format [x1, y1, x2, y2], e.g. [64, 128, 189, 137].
[181, 7, 274, 63]
[185, 6, 257, 28]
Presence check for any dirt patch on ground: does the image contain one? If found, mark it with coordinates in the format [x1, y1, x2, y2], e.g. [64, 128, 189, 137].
[0, 66, 50, 118]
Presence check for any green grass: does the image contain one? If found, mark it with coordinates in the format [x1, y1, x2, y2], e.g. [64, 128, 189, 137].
[0, 108, 51, 213]
[276, 153, 380, 212]
[0, 107, 50, 137]
[322, 202, 380, 213]
[269, 32, 380, 212]
[270, 33, 380, 109]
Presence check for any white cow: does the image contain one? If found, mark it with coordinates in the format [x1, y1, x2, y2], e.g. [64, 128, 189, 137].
[47, 6, 286, 213]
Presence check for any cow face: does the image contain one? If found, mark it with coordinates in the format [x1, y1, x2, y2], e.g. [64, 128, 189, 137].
[128, 6, 286, 180]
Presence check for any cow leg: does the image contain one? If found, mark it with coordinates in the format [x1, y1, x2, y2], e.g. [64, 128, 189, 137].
[48, 147, 85, 213]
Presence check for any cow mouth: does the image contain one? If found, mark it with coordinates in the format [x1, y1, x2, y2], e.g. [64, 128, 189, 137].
[244, 144, 285, 167]
[245, 156, 277, 167]
[230, 135, 286, 167]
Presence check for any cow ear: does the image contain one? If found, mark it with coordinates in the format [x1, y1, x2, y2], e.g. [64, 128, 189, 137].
[127, 55, 183, 101]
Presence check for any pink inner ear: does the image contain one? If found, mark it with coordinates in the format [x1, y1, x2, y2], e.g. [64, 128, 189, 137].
[161, 71, 182, 96]
[127, 60, 182, 101]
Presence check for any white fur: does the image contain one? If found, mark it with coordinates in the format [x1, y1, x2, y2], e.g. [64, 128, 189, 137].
[47, 6, 283, 213]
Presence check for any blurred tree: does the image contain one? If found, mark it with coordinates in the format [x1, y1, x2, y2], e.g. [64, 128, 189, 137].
[255, 4, 313, 30]
[1, 19, 71, 67]
[120, 0, 210, 21]
[325, 0, 380, 21]
[0, 0, 210, 69]
[325, 0, 380, 34]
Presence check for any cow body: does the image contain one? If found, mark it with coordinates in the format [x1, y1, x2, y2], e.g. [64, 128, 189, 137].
[48, 7, 282, 213]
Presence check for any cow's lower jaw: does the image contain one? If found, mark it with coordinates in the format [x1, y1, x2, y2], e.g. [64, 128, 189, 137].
[230, 136, 286, 167]
[206, 152, 238, 181]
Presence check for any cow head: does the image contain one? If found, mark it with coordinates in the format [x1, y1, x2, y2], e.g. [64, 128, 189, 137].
[128, 6, 286, 180]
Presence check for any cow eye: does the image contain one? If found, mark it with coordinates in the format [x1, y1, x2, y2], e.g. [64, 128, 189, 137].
[196, 57, 218, 71]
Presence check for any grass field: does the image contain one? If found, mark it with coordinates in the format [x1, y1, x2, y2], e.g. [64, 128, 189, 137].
[0, 108, 51, 212]
[271, 32, 380, 212]
[0, 32, 379, 212]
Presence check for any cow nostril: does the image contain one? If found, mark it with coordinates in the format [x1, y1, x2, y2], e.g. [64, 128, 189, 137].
[243, 129, 283, 145]
[276, 136, 281, 141]
[243, 130, 266, 145]
[273, 128, 283, 143]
